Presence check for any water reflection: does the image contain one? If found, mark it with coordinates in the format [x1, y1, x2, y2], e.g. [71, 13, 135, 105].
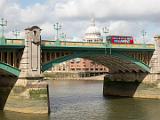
[0, 80, 160, 120]
[105, 97, 160, 120]
[50, 80, 160, 120]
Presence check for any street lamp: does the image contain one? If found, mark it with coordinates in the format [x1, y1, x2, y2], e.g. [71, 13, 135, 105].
[53, 22, 62, 41]
[12, 29, 20, 39]
[142, 29, 147, 47]
[0, 18, 7, 38]
[102, 26, 109, 43]
[60, 32, 66, 40]
[102, 26, 110, 54]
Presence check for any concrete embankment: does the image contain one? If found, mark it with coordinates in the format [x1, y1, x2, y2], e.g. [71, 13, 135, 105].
[0, 77, 49, 114]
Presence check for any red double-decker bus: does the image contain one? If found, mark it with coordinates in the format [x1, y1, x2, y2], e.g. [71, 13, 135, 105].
[106, 35, 134, 44]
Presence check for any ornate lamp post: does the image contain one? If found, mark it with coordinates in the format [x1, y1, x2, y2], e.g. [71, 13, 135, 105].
[0, 18, 7, 38]
[102, 26, 109, 43]
[142, 29, 147, 48]
[60, 32, 66, 40]
[12, 29, 20, 39]
[142, 30, 146, 43]
[53, 22, 62, 41]
[102, 26, 110, 54]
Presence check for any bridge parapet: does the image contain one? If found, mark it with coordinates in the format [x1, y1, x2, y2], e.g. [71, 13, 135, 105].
[41, 40, 155, 49]
[0, 37, 24, 45]
[5, 38, 25, 45]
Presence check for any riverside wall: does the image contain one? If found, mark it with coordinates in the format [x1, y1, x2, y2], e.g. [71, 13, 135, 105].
[0, 77, 49, 114]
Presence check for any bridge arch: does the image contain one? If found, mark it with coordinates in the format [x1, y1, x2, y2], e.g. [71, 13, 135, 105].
[42, 51, 150, 73]
[0, 62, 20, 77]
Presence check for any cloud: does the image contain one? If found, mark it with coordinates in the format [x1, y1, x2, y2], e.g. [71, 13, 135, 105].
[40, 22, 54, 39]
[54, 0, 160, 22]
[1, 0, 160, 42]
[20, 3, 49, 24]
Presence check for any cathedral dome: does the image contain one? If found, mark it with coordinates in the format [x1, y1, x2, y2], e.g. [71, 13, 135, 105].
[84, 18, 102, 42]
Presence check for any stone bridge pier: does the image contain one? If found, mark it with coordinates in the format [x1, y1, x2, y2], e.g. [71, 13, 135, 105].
[3, 26, 49, 114]
[103, 36, 160, 99]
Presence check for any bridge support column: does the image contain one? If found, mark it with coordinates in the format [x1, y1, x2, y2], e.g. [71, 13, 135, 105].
[103, 72, 160, 98]
[103, 36, 160, 99]
[4, 26, 49, 114]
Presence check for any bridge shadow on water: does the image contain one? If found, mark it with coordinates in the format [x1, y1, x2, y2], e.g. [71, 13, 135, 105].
[0, 75, 18, 110]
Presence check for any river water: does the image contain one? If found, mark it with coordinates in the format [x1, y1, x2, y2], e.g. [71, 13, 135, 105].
[0, 80, 160, 120]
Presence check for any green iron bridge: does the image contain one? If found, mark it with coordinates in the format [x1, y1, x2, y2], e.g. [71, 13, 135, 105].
[0, 37, 155, 77]
[1, 26, 160, 114]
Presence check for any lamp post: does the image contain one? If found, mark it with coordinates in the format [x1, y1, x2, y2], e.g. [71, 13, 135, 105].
[12, 29, 20, 39]
[102, 26, 110, 54]
[60, 32, 66, 40]
[102, 26, 109, 43]
[53, 22, 62, 41]
[142, 29, 147, 48]
[0, 18, 7, 38]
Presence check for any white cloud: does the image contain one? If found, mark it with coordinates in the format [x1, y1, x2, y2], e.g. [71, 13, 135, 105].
[40, 22, 54, 39]
[1, 0, 160, 42]
[54, 0, 160, 22]
[20, 3, 49, 24]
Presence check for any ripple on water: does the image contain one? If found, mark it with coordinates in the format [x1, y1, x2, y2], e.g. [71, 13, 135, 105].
[1, 80, 160, 120]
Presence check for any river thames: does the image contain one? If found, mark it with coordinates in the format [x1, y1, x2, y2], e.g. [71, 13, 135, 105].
[0, 80, 160, 120]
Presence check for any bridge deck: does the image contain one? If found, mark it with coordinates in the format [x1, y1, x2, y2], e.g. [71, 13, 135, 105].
[41, 40, 155, 52]
[0, 38, 155, 51]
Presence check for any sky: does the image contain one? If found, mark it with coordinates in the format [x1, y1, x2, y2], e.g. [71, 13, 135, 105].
[1, 0, 160, 43]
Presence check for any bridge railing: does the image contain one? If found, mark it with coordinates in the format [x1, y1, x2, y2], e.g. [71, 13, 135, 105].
[111, 44, 155, 49]
[0, 37, 25, 45]
[41, 40, 155, 49]
[41, 40, 104, 47]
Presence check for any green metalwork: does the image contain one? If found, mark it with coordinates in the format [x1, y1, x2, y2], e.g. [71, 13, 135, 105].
[41, 40, 155, 50]
[0, 36, 5, 45]
[0, 38, 25, 46]
[42, 51, 150, 72]
[55, 40, 61, 46]
[0, 62, 20, 77]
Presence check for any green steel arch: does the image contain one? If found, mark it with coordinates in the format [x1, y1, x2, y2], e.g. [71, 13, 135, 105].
[0, 62, 21, 77]
[42, 52, 150, 72]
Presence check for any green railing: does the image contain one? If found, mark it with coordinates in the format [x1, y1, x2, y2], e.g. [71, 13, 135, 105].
[41, 40, 155, 49]
[0, 37, 25, 45]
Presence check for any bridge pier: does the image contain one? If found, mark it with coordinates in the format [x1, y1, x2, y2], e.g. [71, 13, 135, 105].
[103, 72, 160, 98]
[103, 36, 160, 99]
[3, 78, 49, 114]
[3, 26, 49, 114]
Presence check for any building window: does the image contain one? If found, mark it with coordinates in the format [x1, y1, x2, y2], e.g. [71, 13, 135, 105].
[71, 68, 75, 71]
[76, 68, 81, 71]
[85, 68, 89, 71]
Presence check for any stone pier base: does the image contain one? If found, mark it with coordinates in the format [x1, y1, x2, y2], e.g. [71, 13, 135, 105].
[3, 78, 49, 114]
[103, 73, 160, 99]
